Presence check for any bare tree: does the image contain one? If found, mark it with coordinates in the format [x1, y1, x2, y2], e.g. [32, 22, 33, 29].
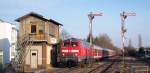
[138, 34, 143, 48]
[128, 39, 133, 48]
[93, 33, 115, 49]
[125, 39, 137, 56]
[60, 29, 72, 40]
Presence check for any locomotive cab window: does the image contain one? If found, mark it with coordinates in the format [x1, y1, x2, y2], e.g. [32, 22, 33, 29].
[64, 42, 70, 46]
[71, 42, 78, 46]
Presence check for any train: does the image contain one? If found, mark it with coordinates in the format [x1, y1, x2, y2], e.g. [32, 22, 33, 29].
[60, 38, 115, 66]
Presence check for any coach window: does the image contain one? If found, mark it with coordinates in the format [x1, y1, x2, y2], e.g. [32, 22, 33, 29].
[71, 42, 78, 46]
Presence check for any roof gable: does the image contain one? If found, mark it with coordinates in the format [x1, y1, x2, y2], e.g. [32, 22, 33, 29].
[15, 12, 63, 26]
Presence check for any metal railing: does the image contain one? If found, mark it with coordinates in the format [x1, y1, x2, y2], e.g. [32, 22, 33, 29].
[12, 34, 34, 72]
[11, 33, 51, 72]
[29, 33, 48, 41]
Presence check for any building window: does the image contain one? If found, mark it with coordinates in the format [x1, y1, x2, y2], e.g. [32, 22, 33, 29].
[39, 23, 45, 33]
[49, 24, 55, 36]
[32, 53, 36, 56]
[26, 18, 30, 24]
[31, 25, 36, 33]
[11, 45, 15, 57]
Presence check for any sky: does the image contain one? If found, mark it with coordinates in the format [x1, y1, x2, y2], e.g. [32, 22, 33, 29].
[0, 0, 150, 48]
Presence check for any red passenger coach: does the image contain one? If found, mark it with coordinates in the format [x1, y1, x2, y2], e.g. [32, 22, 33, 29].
[93, 45, 103, 59]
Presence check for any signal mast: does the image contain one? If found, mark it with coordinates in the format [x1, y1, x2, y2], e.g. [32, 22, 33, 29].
[120, 11, 136, 71]
[87, 12, 103, 68]
[88, 12, 103, 46]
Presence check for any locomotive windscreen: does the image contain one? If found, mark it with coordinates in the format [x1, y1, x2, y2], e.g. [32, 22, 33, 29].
[64, 42, 70, 46]
[63, 41, 78, 47]
[71, 42, 78, 46]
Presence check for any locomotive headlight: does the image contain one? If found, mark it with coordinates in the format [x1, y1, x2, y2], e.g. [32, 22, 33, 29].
[75, 53, 78, 56]
[62, 50, 68, 52]
[71, 50, 79, 52]
[62, 53, 65, 56]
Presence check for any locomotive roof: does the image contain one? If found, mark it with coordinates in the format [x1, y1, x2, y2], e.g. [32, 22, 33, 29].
[63, 38, 114, 51]
[63, 38, 80, 42]
[93, 45, 103, 50]
[102, 48, 113, 51]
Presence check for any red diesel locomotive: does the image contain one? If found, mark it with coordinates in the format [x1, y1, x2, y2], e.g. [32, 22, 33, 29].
[60, 38, 115, 65]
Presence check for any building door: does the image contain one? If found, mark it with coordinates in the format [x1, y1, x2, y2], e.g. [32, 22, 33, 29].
[31, 50, 38, 69]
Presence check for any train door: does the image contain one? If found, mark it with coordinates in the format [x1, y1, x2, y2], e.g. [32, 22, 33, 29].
[31, 50, 38, 69]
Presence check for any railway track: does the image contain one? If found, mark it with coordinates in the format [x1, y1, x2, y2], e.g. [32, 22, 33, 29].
[75, 56, 120, 73]
[46, 57, 131, 73]
[86, 60, 116, 73]
[45, 61, 111, 73]
[83, 56, 121, 73]
[45, 64, 89, 73]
